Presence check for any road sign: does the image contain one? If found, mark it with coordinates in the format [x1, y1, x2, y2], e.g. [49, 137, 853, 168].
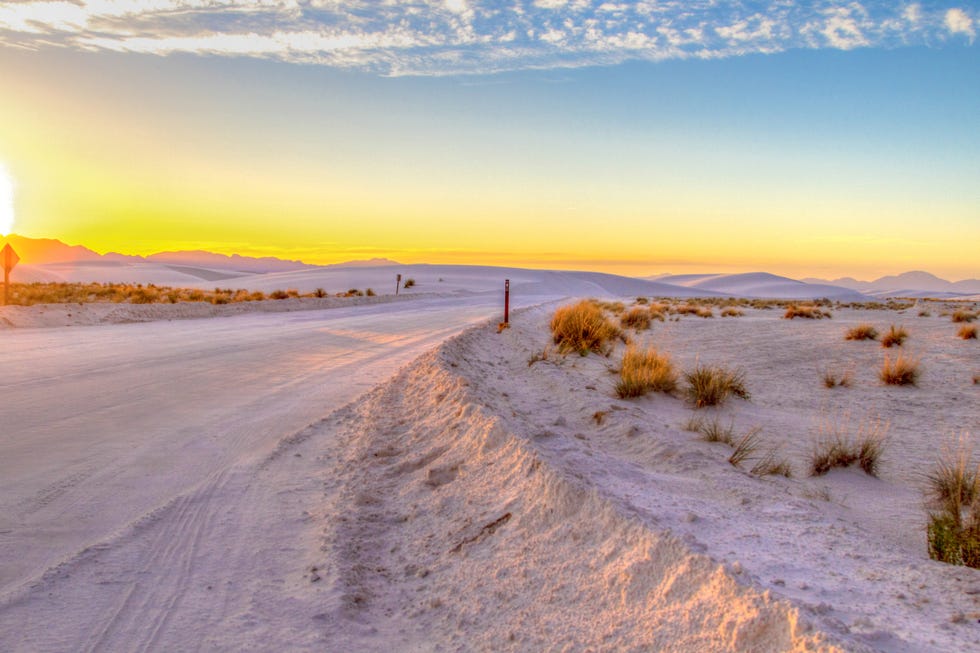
[2, 243, 17, 306]
[3, 243, 19, 273]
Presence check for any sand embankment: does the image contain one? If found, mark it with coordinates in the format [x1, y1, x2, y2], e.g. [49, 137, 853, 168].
[315, 308, 867, 651]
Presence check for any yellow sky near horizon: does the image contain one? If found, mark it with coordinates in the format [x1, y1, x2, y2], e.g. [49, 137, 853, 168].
[1, 46, 977, 282]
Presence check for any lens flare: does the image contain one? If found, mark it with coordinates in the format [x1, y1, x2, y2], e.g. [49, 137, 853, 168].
[0, 163, 14, 236]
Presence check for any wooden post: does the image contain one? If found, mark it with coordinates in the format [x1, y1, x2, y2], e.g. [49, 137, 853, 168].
[504, 279, 510, 324]
[396, 273, 402, 296]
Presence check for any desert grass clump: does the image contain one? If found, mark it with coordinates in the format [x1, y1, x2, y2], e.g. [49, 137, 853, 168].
[620, 307, 652, 331]
[958, 325, 977, 340]
[720, 307, 744, 317]
[402, 278, 416, 288]
[728, 429, 762, 468]
[751, 450, 793, 478]
[696, 418, 736, 443]
[821, 368, 853, 389]
[926, 445, 980, 568]
[809, 420, 886, 477]
[880, 352, 921, 386]
[550, 301, 620, 356]
[684, 364, 749, 408]
[615, 346, 678, 398]
[784, 304, 830, 320]
[952, 310, 977, 323]
[880, 325, 908, 348]
[845, 324, 878, 341]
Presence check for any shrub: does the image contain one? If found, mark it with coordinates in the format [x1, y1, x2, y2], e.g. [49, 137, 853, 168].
[880, 325, 908, 348]
[314, 288, 327, 298]
[550, 301, 620, 356]
[926, 445, 980, 568]
[269, 289, 290, 300]
[366, 288, 376, 297]
[880, 353, 920, 386]
[958, 325, 977, 340]
[721, 307, 744, 317]
[845, 324, 878, 341]
[684, 364, 749, 408]
[952, 310, 977, 323]
[620, 307, 652, 331]
[402, 278, 415, 289]
[615, 346, 678, 398]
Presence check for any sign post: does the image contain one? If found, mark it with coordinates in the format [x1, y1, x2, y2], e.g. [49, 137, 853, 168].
[2, 243, 18, 306]
[504, 279, 510, 324]
[396, 273, 402, 296]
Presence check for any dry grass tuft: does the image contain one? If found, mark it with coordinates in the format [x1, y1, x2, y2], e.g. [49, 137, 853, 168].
[880, 325, 908, 348]
[821, 368, 853, 389]
[720, 307, 744, 317]
[620, 307, 652, 331]
[880, 352, 921, 386]
[615, 346, 678, 398]
[784, 305, 831, 320]
[810, 420, 886, 477]
[751, 450, 793, 478]
[845, 324, 878, 341]
[684, 364, 749, 408]
[958, 325, 978, 340]
[952, 310, 977, 323]
[696, 418, 736, 444]
[550, 301, 620, 356]
[926, 444, 980, 568]
[728, 429, 761, 468]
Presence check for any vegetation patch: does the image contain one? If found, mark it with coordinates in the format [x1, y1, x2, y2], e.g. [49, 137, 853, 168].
[620, 307, 652, 331]
[684, 364, 749, 408]
[845, 324, 878, 341]
[926, 446, 980, 569]
[550, 301, 620, 356]
[952, 310, 977, 323]
[615, 346, 678, 398]
[784, 305, 831, 319]
[810, 424, 886, 477]
[958, 325, 977, 340]
[880, 325, 908, 348]
[880, 353, 921, 386]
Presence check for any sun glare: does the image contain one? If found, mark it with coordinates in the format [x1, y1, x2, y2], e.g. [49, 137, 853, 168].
[0, 163, 14, 236]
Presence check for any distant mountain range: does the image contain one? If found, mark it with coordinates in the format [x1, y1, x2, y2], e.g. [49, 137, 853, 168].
[801, 271, 980, 297]
[2, 234, 975, 298]
[0, 234, 399, 274]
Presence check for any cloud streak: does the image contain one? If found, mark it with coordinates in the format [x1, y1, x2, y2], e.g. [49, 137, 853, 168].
[0, 1, 976, 75]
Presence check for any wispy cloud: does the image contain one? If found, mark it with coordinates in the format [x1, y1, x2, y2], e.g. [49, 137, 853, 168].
[0, 1, 975, 75]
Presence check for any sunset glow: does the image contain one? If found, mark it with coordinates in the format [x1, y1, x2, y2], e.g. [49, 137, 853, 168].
[0, 1, 976, 279]
[0, 163, 14, 236]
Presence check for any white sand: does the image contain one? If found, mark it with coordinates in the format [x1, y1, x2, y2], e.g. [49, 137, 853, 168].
[0, 269, 977, 651]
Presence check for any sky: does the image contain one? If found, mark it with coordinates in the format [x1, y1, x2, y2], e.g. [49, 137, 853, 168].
[0, 1, 977, 280]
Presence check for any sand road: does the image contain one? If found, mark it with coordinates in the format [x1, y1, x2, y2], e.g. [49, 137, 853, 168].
[0, 294, 518, 650]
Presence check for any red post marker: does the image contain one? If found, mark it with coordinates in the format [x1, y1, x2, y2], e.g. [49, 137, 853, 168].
[2, 243, 19, 306]
[504, 278, 510, 324]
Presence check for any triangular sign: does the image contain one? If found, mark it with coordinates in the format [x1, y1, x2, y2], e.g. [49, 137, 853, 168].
[2, 243, 19, 272]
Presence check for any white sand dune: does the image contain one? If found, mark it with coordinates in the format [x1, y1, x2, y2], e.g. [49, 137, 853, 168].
[186, 264, 729, 299]
[656, 272, 868, 301]
[11, 260, 246, 286]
